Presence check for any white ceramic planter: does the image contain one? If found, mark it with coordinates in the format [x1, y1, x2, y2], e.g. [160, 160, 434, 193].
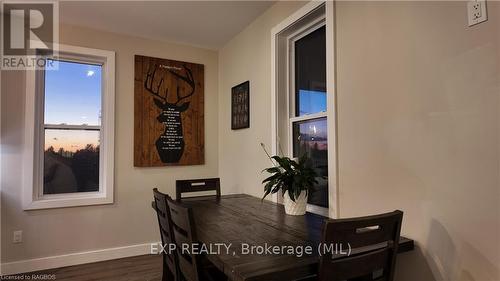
[283, 191, 307, 215]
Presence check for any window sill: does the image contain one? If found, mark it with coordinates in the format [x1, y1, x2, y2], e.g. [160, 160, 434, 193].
[23, 193, 113, 210]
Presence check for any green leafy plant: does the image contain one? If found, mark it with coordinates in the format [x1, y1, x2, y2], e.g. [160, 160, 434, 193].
[260, 143, 318, 202]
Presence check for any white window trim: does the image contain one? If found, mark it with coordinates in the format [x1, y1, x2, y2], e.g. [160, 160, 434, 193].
[23, 44, 115, 210]
[270, 1, 339, 218]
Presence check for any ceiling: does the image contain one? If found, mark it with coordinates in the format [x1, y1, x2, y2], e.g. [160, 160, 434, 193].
[60, 1, 275, 50]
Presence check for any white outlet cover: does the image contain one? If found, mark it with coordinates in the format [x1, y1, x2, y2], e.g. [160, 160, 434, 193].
[468, 0, 488, 26]
[13, 230, 22, 243]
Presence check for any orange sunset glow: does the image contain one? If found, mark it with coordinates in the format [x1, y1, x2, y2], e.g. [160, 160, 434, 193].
[44, 130, 100, 153]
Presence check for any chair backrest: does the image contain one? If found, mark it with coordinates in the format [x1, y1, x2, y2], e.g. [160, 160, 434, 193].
[318, 210, 403, 281]
[166, 196, 202, 281]
[176, 178, 221, 201]
[152, 188, 178, 280]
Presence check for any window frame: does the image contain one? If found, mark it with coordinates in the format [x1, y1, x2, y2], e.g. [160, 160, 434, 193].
[288, 19, 329, 216]
[271, 1, 339, 218]
[23, 44, 115, 210]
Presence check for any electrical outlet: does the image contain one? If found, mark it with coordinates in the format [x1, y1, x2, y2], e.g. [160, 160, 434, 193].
[13, 230, 22, 243]
[468, 0, 488, 26]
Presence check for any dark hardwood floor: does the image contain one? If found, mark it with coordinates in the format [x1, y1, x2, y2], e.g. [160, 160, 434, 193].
[7, 255, 163, 281]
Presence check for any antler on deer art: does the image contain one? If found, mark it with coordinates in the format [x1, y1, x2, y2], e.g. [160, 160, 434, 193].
[144, 64, 168, 103]
[167, 65, 195, 105]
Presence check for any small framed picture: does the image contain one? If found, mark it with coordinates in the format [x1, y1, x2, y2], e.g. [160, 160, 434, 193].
[231, 81, 250, 130]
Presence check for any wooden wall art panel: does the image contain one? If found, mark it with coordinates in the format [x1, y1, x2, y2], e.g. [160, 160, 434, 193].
[134, 55, 204, 166]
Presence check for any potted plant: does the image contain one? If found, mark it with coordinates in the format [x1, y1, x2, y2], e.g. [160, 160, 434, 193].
[260, 143, 318, 215]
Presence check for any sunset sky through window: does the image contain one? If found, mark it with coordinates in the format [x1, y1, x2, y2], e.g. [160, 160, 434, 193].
[44, 60, 102, 152]
[297, 89, 327, 139]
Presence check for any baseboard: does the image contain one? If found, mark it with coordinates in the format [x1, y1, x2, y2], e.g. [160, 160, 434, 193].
[0, 241, 160, 276]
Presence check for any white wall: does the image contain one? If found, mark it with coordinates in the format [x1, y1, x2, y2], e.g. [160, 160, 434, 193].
[1, 24, 219, 264]
[218, 1, 308, 198]
[218, 1, 499, 280]
[335, 2, 499, 280]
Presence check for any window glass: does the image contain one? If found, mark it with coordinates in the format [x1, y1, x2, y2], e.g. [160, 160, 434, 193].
[294, 26, 326, 116]
[44, 59, 102, 126]
[44, 129, 100, 194]
[43, 59, 102, 195]
[292, 118, 328, 208]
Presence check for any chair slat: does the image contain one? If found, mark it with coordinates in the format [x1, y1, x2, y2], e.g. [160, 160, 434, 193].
[326, 214, 402, 248]
[169, 201, 191, 231]
[176, 178, 221, 201]
[178, 254, 196, 281]
[173, 226, 191, 246]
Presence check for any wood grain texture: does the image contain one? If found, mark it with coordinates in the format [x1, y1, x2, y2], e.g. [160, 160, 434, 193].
[7, 255, 162, 281]
[172, 194, 414, 281]
[134, 55, 204, 167]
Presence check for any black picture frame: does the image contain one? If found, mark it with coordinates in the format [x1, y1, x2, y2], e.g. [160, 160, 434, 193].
[231, 81, 250, 130]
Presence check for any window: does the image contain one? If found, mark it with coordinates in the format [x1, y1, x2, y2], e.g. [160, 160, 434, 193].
[23, 45, 115, 210]
[290, 23, 328, 210]
[43, 60, 102, 195]
[272, 2, 336, 217]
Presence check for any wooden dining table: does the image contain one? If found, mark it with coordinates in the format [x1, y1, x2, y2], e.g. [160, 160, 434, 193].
[153, 194, 414, 281]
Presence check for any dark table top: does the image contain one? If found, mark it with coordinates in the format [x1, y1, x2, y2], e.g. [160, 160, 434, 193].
[153, 194, 414, 281]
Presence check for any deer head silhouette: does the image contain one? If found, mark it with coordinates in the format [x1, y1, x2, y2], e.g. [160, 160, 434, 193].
[144, 64, 195, 163]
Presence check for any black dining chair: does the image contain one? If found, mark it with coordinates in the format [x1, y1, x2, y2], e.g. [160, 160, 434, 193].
[166, 196, 227, 281]
[153, 188, 178, 281]
[176, 178, 221, 201]
[318, 210, 403, 281]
